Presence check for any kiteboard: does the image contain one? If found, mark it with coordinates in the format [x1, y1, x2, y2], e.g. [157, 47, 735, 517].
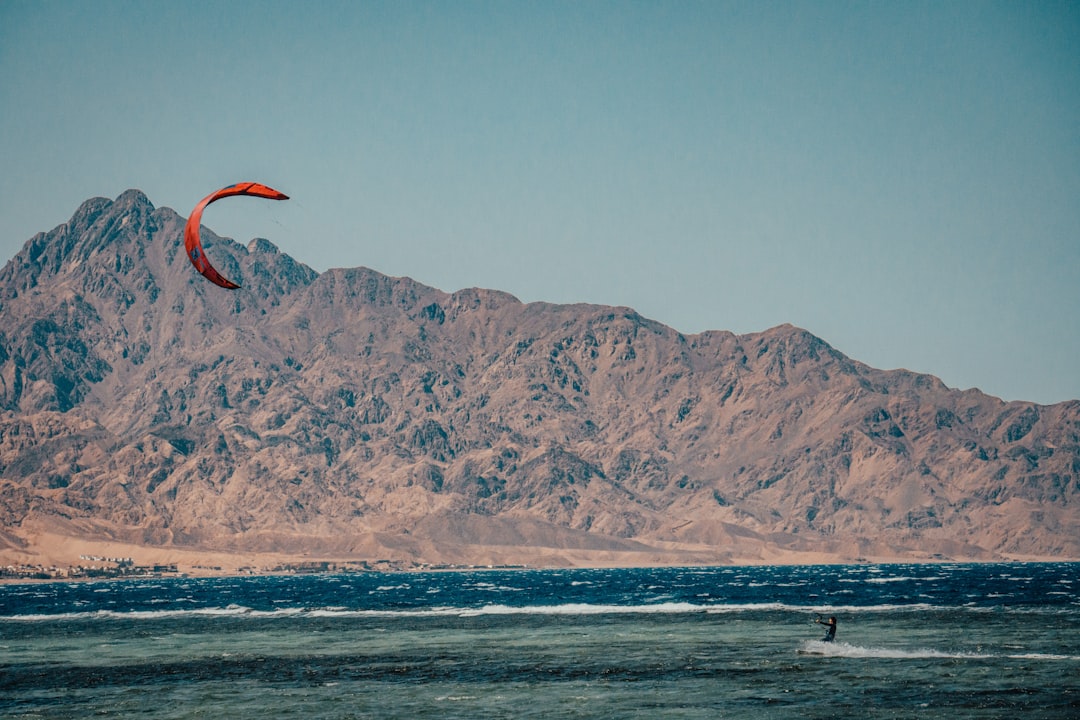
[797, 647, 827, 655]
[797, 640, 835, 656]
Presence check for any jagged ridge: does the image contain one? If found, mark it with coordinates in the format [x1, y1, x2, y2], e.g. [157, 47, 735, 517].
[1, 190, 1077, 566]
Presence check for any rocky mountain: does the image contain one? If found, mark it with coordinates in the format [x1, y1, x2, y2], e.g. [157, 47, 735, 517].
[1, 190, 1077, 569]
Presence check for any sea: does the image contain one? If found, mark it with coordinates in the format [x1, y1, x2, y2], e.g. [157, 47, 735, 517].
[1, 562, 1077, 719]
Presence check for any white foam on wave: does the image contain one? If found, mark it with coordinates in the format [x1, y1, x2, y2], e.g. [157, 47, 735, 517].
[1007, 653, 1080, 661]
[799, 640, 992, 659]
[706, 602, 940, 614]
[2, 605, 302, 622]
[2, 601, 709, 622]
[798, 641, 1080, 661]
[457, 601, 705, 617]
[3, 598, 1072, 623]
[0, 601, 887, 622]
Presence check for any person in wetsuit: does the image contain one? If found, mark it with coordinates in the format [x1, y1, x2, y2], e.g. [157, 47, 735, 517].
[815, 615, 837, 642]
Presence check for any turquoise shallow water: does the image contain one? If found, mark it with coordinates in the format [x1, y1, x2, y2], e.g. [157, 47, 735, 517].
[1, 563, 1077, 718]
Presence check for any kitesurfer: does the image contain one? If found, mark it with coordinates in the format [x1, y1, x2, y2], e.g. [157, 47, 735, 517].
[815, 615, 837, 642]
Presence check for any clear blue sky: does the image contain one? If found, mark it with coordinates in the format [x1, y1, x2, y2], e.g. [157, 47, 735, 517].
[2, 1, 1077, 404]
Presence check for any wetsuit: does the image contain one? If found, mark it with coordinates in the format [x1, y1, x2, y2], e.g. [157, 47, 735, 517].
[819, 618, 837, 642]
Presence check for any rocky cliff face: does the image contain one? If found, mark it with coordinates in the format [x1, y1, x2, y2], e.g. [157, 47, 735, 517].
[1, 190, 1077, 566]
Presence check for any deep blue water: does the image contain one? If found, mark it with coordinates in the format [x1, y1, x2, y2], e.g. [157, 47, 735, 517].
[2, 563, 1078, 718]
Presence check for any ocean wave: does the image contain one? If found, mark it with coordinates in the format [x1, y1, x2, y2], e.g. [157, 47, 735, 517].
[0, 600, 950, 622]
[2, 597, 1075, 623]
[1, 604, 311, 622]
[706, 602, 941, 614]
[1007, 653, 1080, 661]
[458, 601, 706, 617]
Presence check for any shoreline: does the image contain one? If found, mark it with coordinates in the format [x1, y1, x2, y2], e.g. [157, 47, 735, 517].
[4, 553, 1075, 586]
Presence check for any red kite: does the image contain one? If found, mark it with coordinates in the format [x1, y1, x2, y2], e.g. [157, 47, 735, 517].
[184, 182, 289, 289]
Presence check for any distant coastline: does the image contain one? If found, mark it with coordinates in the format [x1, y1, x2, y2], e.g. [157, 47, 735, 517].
[4, 551, 1074, 586]
[0, 558, 536, 584]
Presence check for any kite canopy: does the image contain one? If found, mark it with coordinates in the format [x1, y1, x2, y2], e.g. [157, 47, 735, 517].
[183, 182, 289, 289]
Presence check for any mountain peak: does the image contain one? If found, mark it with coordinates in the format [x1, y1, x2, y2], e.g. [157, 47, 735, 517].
[114, 188, 153, 209]
[248, 237, 279, 254]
